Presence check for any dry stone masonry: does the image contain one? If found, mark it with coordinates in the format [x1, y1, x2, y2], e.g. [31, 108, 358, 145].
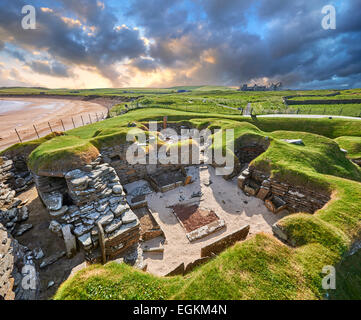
[0, 224, 39, 300]
[238, 166, 330, 214]
[33, 159, 140, 261]
[0, 157, 32, 236]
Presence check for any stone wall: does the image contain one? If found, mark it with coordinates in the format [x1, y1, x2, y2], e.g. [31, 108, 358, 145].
[238, 167, 330, 214]
[0, 223, 39, 300]
[0, 156, 33, 206]
[32, 160, 140, 260]
[101, 143, 186, 185]
[200, 225, 250, 258]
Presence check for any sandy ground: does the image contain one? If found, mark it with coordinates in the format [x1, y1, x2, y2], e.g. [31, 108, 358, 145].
[142, 165, 287, 276]
[0, 97, 108, 151]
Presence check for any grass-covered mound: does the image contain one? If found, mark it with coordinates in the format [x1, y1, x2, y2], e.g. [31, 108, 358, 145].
[44, 108, 361, 300]
[28, 135, 100, 175]
[0, 132, 64, 160]
[334, 136, 361, 160]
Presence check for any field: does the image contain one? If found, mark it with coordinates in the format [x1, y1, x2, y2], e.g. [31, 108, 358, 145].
[1, 86, 360, 117]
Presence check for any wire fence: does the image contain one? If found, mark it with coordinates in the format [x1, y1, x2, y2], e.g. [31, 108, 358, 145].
[13, 111, 107, 144]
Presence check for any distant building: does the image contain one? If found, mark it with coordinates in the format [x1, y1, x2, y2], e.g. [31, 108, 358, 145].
[239, 82, 282, 91]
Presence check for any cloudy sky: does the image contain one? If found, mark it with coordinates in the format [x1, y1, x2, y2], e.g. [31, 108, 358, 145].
[0, 0, 360, 89]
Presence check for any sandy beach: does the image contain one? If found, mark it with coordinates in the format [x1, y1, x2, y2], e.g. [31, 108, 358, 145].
[0, 97, 108, 151]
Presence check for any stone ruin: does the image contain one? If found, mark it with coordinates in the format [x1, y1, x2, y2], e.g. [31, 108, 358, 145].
[237, 166, 330, 215]
[33, 159, 140, 263]
[0, 156, 39, 300]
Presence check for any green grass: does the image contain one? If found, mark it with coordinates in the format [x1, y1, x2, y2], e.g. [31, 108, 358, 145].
[334, 136, 361, 159]
[329, 250, 361, 300]
[1, 87, 360, 117]
[42, 105, 361, 300]
[2, 90, 359, 300]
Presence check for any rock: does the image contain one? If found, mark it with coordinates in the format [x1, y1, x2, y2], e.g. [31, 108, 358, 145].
[47, 281, 55, 289]
[272, 223, 288, 241]
[18, 206, 29, 221]
[65, 169, 84, 180]
[33, 248, 44, 260]
[112, 185, 123, 194]
[49, 205, 68, 218]
[62, 225, 77, 258]
[78, 232, 92, 250]
[70, 176, 89, 191]
[73, 224, 92, 237]
[9, 198, 22, 209]
[104, 218, 123, 234]
[86, 211, 101, 221]
[97, 212, 114, 226]
[110, 203, 129, 217]
[15, 177, 26, 188]
[43, 192, 63, 211]
[282, 139, 304, 145]
[49, 220, 62, 236]
[15, 223, 33, 236]
[40, 251, 66, 268]
[121, 210, 138, 224]
[96, 202, 108, 212]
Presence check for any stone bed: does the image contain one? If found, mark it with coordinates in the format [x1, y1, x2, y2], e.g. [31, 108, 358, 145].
[170, 204, 226, 242]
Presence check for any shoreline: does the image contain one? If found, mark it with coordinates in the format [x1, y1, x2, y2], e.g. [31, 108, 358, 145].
[0, 97, 112, 151]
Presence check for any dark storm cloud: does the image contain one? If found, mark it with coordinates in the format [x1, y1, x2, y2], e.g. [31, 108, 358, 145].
[27, 60, 72, 77]
[0, 0, 146, 84]
[0, 0, 360, 88]
[127, 0, 361, 88]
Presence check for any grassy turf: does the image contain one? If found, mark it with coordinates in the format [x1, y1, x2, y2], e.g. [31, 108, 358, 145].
[42, 106, 361, 300]
[334, 136, 361, 159]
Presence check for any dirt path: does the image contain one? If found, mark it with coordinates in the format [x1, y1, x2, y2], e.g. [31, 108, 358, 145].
[0, 97, 108, 151]
[142, 165, 287, 276]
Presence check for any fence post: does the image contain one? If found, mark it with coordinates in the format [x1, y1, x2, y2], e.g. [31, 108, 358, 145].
[88, 114, 92, 124]
[48, 122, 53, 133]
[81, 115, 84, 126]
[33, 125, 40, 138]
[14, 128, 22, 143]
[72, 117, 76, 128]
[96, 113, 99, 122]
[60, 119, 66, 131]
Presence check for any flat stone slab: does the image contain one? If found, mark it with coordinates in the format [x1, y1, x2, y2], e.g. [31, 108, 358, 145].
[49, 205, 68, 218]
[43, 192, 63, 211]
[121, 210, 138, 224]
[186, 219, 226, 242]
[40, 251, 66, 269]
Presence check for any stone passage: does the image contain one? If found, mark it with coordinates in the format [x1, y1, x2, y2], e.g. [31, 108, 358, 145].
[32, 161, 140, 261]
